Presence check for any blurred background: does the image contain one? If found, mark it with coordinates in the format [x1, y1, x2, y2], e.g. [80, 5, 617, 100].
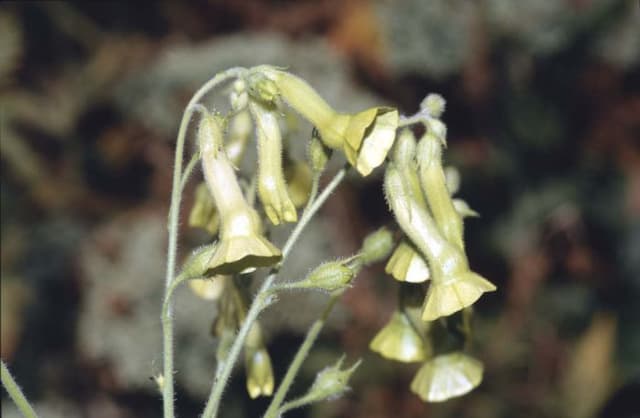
[1, 1, 639, 417]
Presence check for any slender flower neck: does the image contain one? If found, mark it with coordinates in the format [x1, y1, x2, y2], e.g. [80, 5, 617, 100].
[198, 113, 249, 217]
[417, 133, 464, 250]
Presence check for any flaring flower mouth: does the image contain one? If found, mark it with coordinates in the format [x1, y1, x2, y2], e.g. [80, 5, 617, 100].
[421, 272, 496, 321]
[206, 234, 282, 275]
[410, 352, 483, 402]
[340, 107, 399, 176]
[370, 310, 431, 363]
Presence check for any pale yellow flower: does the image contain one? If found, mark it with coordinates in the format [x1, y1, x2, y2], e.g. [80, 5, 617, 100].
[410, 352, 483, 402]
[198, 111, 281, 275]
[370, 310, 430, 363]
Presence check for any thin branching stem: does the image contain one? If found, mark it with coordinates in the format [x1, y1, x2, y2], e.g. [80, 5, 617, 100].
[1, 360, 38, 418]
[162, 67, 247, 418]
[264, 293, 340, 418]
[201, 166, 348, 418]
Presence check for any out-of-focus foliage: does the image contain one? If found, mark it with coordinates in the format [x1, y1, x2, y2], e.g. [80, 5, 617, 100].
[1, 1, 638, 417]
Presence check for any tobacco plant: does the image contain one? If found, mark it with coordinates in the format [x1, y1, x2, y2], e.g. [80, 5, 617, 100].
[1, 66, 496, 418]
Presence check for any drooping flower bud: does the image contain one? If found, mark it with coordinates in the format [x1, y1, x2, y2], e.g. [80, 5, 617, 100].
[308, 129, 332, 175]
[360, 227, 394, 266]
[225, 79, 253, 166]
[198, 110, 281, 275]
[244, 323, 274, 399]
[420, 93, 446, 119]
[249, 100, 298, 225]
[410, 352, 483, 402]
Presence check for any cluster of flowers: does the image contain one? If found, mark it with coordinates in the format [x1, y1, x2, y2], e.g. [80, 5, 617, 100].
[183, 66, 496, 402]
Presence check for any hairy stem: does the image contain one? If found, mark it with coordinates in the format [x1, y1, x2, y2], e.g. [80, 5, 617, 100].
[201, 166, 347, 418]
[264, 294, 340, 418]
[1, 360, 38, 418]
[162, 67, 247, 418]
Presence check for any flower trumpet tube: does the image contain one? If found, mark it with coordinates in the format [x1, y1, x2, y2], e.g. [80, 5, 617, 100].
[198, 110, 281, 274]
[255, 67, 399, 176]
[384, 164, 495, 321]
[416, 132, 464, 250]
[249, 100, 298, 225]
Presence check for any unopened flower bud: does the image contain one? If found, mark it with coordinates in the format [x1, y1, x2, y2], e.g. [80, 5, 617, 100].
[180, 243, 218, 279]
[306, 356, 361, 402]
[360, 227, 394, 266]
[296, 260, 355, 292]
[246, 70, 279, 103]
[420, 94, 446, 119]
[244, 323, 274, 399]
[308, 129, 332, 174]
[393, 129, 417, 167]
[250, 100, 298, 225]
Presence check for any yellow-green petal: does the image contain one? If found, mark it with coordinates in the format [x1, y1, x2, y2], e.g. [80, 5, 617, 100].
[370, 311, 430, 363]
[410, 352, 483, 402]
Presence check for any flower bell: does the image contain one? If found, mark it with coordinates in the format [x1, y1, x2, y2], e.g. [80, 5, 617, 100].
[385, 240, 430, 283]
[253, 67, 398, 176]
[244, 323, 275, 399]
[198, 110, 281, 275]
[249, 100, 298, 225]
[384, 164, 495, 321]
[410, 352, 483, 402]
[370, 309, 430, 363]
